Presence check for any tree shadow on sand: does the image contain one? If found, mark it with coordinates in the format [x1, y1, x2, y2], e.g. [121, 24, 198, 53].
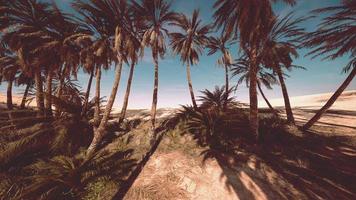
[182, 106, 356, 200]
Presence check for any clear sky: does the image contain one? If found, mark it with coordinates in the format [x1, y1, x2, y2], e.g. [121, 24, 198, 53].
[1, 0, 355, 109]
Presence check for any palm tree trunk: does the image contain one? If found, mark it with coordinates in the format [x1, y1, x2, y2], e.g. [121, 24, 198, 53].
[55, 67, 65, 117]
[249, 49, 259, 139]
[94, 66, 101, 127]
[186, 63, 198, 109]
[257, 82, 278, 116]
[224, 64, 229, 109]
[303, 67, 356, 130]
[150, 54, 159, 132]
[81, 68, 94, 117]
[45, 70, 53, 117]
[35, 70, 45, 115]
[6, 79, 13, 110]
[119, 62, 136, 124]
[276, 67, 295, 124]
[20, 82, 30, 109]
[87, 58, 123, 156]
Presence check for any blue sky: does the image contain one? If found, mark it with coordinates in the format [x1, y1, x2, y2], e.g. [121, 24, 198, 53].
[1, 0, 355, 109]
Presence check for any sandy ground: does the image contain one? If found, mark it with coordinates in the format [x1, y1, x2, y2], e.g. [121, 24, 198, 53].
[259, 90, 356, 111]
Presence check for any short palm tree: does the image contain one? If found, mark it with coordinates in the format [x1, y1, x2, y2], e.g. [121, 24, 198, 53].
[213, 0, 296, 138]
[132, 0, 177, 132]
[206, 35, 234, 107]
[302, 0, 356, 130]
[231, 56, 279, 115]
[170, 10, 210, 109]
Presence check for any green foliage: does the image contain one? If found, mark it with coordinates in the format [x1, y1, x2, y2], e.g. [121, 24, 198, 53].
[18, 150, 135, 200]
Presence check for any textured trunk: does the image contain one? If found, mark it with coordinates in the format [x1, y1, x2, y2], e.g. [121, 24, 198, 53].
[35, 70, 45, 115]
[6, 79, 13, 110]
[224, 64, 229, 109]
[150, 54, 159, 132]
[303, 67, 356, 130]
[93, 66, 101, 127]
[249, 49, 259, 139]
[55, 68, 65, 117]
[81, 68, 94, 117]
[87, 58, 123, 156]
[186, 63, 198, 109]
[45, 70, 53, 117]
[257, 82, 278, 116]
[276, 67, 295, 124]
[119, 62, 136, 124]
[20, 82, 30, 109]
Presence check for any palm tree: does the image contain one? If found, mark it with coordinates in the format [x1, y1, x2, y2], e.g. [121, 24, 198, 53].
[0, 54, 20, 110]
[169, 10, 210, 109]
[73, 0, 118, 127]
[259, 13, 307, 124]
[1, 0, 53, 115]
[132, 0, 177, 132]
[74, 0, 136, 155]
[231, 56, 279, 115]
[118, 23, 142, 124]
[213, 0, 296, 138]
[206, 35, 234, 107]
[302, 0, 356, 130]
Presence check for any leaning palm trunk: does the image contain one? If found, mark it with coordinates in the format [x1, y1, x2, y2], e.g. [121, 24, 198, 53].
[35, 70, 45, 115]
[257, 82, 278, 116]
[55, 68, 65, 117]
[81, 68, 94, 117]
[93, 66, 101, 127]
[150, 54, 159, 132]
[118, 62, 136, 124]
[45, 70, 53, 117]
[7, 79, 13, 110]
[249, 50, 259, 139]
[276, 67, 295, 124]
[224, 64, 229, 109]
[20, 82, 30, 109]
[303, 67, 356, 130]
[186, 63, 198, 109]
[87, 59, 123, 156]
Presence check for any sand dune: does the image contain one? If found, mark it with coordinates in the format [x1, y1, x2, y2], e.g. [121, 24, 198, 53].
[259, 90, 356, 111]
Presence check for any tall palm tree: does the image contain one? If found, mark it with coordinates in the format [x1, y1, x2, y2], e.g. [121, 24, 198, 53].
[118, 22, 142, 124]
[1, 0, 53, 115]
[302, 0, 356, 130]
[260, 13, 307, 124]
[73, 0, 118, 126]
[213, 0, 296, 138]
[0, 54, 20, 110]
[74, 0, 136, 155]
[169, 10, 210, 109]
[206, 35, 234, 107]
[132, 0, 177, 132]
[231, 56, 279, 115]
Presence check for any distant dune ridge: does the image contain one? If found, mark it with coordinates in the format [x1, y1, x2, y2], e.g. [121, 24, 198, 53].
[259, 90, 356, 111]
[1, 90, 355, 111]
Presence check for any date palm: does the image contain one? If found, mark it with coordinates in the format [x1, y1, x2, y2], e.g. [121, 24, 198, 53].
[260, 13, 308, 124]
[1, 0, 53, 115]
[74, 0, 135, 155]
[302, 0, 356, 130]
[206, 35, 234, 108]
[231, 56, 279, 116]
[0, 54, 20, 110]
[132, 0, 177, 132]
[213, 0, 296, 138]
[170, 10, 210, 109]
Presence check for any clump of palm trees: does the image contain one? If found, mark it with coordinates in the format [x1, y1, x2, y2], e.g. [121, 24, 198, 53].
[1, 0, 354, 156]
